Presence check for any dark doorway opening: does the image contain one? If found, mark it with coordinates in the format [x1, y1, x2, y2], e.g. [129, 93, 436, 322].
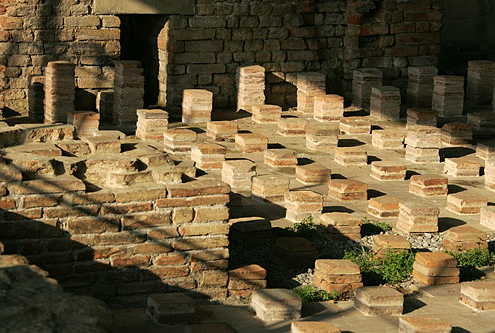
[118, 15, 169, 107]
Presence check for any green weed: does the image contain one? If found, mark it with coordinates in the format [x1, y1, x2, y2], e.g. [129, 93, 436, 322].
[292, 285, 339, 302]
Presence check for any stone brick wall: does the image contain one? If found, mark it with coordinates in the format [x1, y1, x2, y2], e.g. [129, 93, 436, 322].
[343, 0, 444, 95]
[0, 0, 120, 114]
[0, 0, 445, 117]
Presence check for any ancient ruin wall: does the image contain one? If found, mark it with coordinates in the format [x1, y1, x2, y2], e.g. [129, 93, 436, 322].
[0, 0, 445, 116]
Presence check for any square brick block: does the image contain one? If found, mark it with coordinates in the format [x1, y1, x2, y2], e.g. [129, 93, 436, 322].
[413, 252, 459, 286]
[163, 129, 197, 154]
[191, 143, 227, 170]
[182, 89, 213, 124]
[367, 196, 401, 218]
[314, 94, 344, 122]
[460, 281, 495, 311]
[409, 175, 448, 197]
[264, 149, 297, 168]
[405, 146, 440, 163]
[352, 68, 383, 109]
[370, 86, 401, 121]
[354, 286, 403, 316]
[441, 122, 472, 147]
[230, 217, 272, 245]
[334, 147, 367, 166]
[296, 163, 331, 184]
[235, 133, 268, 153]
[370, 161, 407, 181]
[305, 123, 339, 151]
[285, 190, 323, 222]
[442, 225, 488, 251]
[397, 202, 439, 234]
[252, 174, 289, 203]
[236, 65, 265, 113]
[278, 118, 308, 136]
[206, 121, 238, 141]
[328, 179, 367, 201]
[146, 293, 195, 325]
[486, 160, 495, 192]
[339, 116, 371, 135]
[480, 206, 495, 230]
[251, 289, 301, 321]
[372, 235, 410, 257]
[399, 316, 451, 333]
[314, 259, 363, 294]
[446, 192, 487, 215]
[406, 108, 438, 127]
[291, 321, 341, 333]
[320, 212, 362, 240]
[405, 126, 442, 148]
[228, 264, 267, 297]
[252, 104, 282, 123]
[444, 157, 481, 177]
[476, 142, 495, 161]
[222, 160, 256, 191]
[371, 129, 405, 149]
[432, 76, 465, 117]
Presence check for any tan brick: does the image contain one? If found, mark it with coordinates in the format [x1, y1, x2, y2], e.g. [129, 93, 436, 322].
[44, 205, 99, 218]
[147, 226, 180, 240]
[66, 216, 120, 234]
[122, 212, 172, 230]
[154, 253, 187, 266]
[200, 270, 228, 288]
[150, 266, 190, 279]
[172, 207, 194, 223]
[173, 236, 229, 251]
[21, 194, 61, 209]
[180, 222, 230, 236]
[100, 202, 152, 215]
[193, 206, 229, 222]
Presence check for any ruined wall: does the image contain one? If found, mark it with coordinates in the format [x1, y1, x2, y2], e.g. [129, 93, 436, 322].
[0, 125, 231, 306]
[0, 0, 445, 116]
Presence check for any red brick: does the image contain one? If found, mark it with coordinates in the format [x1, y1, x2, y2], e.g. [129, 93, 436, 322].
[149, 265, 189, 279]
[66, 216, 120, 234]
[121, 212, 171, 230]
[154, 253, 187, 266]
[100, 202, 152, 215]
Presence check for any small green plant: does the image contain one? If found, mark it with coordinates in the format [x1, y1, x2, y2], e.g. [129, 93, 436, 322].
[361, 218, 392, 236]
[379, 249, 415, 284]
[344, 246, 414, 285]
[292, 285, 339, 302]
[285, 216, 319, 239]
[446, 248, 494, 270]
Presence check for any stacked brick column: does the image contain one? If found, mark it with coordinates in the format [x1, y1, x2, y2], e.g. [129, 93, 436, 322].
[163, 129, 197, 154]
[405, 126, 441, 163]
[228, 265, 266, 297]
[432, 76, 465, 120]
[370, 86, 401, 120]
[236, 65, 265, 113]
[296, 72, 326, 114]
[442, 225, 488, 251]
[352, 69, 383, 109]
[284, 191, 323, 223]
[397, 202, 439, 234]
[413, 252, 459, 286]
[305, 123, 339, 151]
[136, 109, 169, 141]
[320, 212, 362, 240]
[44, 61, 75, 124]
[407, 66, 438, 108]
[28, 76, 45, 122]
[314, 95, 344, 122]
[314, 260, 363, 294]
[466, 60, 495, 105]
[182, 89, 213, 124]
[461, 281, 495, 311]
[96, 91, 114, 124]
[113, 61, 144, 131]
[484, 160, 495, 192]
[222, 160, 256, 192]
